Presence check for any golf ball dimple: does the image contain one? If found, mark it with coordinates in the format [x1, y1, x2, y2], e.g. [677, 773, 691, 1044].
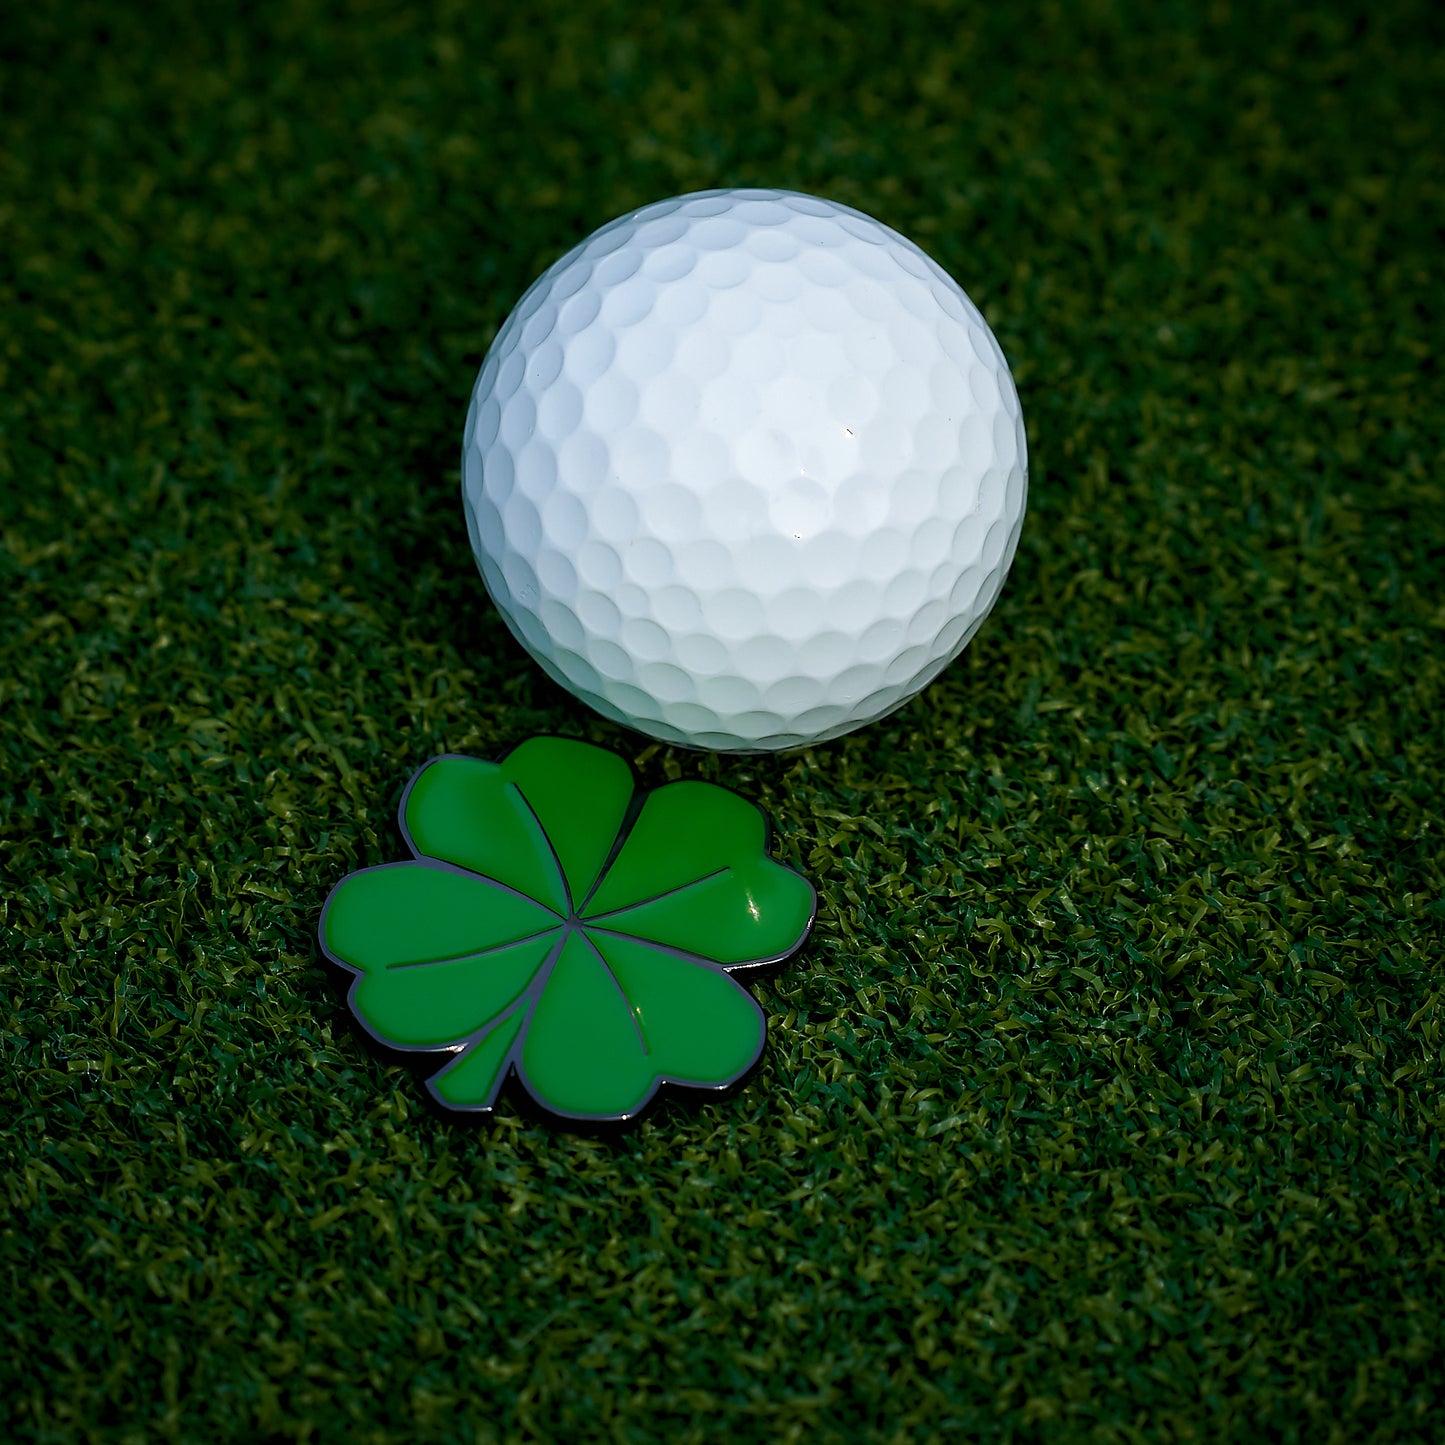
[462, 188, 1028, 752]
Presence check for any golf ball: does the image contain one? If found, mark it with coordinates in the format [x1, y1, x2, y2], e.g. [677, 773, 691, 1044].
[462, 188, 1027, 752]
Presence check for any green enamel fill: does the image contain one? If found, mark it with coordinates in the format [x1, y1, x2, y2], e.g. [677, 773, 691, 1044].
[323, 862, 557, 970]
[402, 755, 568, 914]
[522, 929, 657, 1117]
[588, 857, 814, 966]
[500, 737, 635, 907]
[585, 929, 764, 1083]
[350, 929, 556, 1047]
[583, 780, 813, 964]
[429, 1007, 528, 1109]
[583, 781, 762, 916]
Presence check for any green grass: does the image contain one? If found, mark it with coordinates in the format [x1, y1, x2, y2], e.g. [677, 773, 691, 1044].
[2, 0, 1443, 1440]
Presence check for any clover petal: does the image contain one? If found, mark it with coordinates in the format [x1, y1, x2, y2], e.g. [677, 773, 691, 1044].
[320, 862, 561, 1047]
[497, 736, 635, 905]
[401, 755, 569, 913]
[582, 781, 815, 964]
[587, 930, 765, 1083]
[353, 930, 556, 1049]
[322, 861, 559, 969]
[512, 928, 764, 1119]
[519, 930, 662, 1117]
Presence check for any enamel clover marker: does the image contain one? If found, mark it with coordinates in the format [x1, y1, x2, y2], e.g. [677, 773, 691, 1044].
[318, 737, 816, 1129]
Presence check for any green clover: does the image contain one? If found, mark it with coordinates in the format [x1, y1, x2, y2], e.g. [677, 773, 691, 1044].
[318, 737, 816, 1127]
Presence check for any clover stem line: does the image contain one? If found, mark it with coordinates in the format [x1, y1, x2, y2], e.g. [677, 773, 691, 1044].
[433, 927, 568, 1107]
[446, 992, 527, 1066]
[581, 865, 732, 923]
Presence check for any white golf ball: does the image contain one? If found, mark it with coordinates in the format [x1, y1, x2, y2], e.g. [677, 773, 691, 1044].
[462, 188, 1027, 752]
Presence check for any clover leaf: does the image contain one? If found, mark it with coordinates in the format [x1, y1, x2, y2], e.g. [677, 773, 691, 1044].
[318, 737, 816, 1126]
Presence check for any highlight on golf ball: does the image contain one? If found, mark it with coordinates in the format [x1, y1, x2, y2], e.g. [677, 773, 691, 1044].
[461, 188, 1027, 752]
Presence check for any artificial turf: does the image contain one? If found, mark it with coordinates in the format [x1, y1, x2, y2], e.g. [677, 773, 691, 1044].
[2, 0, 1443, 1440]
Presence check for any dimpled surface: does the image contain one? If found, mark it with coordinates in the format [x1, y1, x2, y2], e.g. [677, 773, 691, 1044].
[462, 189, 1027, 752]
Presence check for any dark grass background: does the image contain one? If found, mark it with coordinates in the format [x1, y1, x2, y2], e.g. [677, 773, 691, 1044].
[3, 0, 1444, 1440]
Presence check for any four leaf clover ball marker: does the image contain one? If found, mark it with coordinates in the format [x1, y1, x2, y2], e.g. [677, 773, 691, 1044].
[318, 737, 816, 1129]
